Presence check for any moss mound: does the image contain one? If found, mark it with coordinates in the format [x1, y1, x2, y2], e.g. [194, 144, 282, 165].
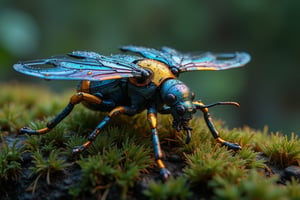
[1, 83, 300, 199]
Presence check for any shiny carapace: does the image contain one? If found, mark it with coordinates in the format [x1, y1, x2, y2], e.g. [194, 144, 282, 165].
[13, 45, 250, 180]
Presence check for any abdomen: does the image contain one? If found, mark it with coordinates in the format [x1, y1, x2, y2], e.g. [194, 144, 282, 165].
[77, 80, 129, 111]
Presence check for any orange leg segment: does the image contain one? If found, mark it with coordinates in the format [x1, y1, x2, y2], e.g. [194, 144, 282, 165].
[18, 92, 102, 135]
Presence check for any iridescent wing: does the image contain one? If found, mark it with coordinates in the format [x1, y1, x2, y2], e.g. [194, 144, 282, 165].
[120, 45, 251, 74]
[13, 51, 148, 81]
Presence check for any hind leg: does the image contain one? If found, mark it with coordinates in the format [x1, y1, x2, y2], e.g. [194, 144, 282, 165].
[18, 92, 102, 135]
[72, 106, 137, 154]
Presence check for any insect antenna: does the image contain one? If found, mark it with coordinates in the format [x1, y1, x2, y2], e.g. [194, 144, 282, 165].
[202, 101, 240, 108]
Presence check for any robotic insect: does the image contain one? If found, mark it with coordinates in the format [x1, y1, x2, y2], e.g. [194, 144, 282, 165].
[13, 45, 250, 179]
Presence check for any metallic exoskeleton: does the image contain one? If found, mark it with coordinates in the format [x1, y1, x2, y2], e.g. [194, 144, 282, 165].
[13, 45, 250, 180]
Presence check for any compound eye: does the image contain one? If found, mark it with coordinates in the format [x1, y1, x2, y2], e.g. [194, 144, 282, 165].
[166, 93, 177, 105]
[176, 105, 186, 115]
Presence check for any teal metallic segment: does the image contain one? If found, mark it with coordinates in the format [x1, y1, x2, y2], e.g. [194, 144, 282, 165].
[151, 129, 163, 159]
[47, 103, 74, 129]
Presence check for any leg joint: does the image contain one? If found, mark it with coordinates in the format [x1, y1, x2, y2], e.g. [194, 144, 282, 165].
[70, 92, 84, 104]
[108, 106, 136, 117]
[70, 92, 102, 105]
[147, 113, 157, 129]
[108, 106, 126, 117]
[193, 101, 209, 113]
[157, 159, 165, 168]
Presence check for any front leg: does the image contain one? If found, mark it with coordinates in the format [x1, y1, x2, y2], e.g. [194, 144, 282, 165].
[147, 107, 171, 180]
[193, 101, 242, 151]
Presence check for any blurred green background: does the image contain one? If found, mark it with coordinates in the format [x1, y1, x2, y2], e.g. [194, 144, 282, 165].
[0, 0, 299, 135]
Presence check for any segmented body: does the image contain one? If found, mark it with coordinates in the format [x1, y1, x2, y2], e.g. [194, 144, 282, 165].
[13, 45, 250, 180]
[78, 59, 177, 113]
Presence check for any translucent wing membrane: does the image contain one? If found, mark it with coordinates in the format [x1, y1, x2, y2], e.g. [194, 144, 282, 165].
[121, 45, 251, 73]
[14, 47, 250, 81]
[175, 51, 251, 72]
[13, 51, 147, 81]
[121, 45, 176, 67]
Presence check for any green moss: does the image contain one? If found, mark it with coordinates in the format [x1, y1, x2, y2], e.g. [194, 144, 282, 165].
[28, 149, 70, 193]
[73, 139, 152, 199]
[258, 132, 300, 168]
[210, 170, 285, 200]
[184, 143, 248, 184]
[285, 178, 300, 199]
[0, 139, 23, 182]
[143, 177, 191, 200]
[1, 83, 300, 199]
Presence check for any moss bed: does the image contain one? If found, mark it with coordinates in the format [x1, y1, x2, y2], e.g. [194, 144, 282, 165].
[1, 83, 300, 200]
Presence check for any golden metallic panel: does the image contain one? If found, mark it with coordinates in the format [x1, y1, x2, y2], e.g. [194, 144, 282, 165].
[137, 59, 175, 86]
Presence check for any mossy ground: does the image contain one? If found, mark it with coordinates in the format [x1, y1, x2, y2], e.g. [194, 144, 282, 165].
[1, 83, 300, 199]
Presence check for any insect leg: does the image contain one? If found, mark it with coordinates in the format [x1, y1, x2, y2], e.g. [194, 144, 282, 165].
[148, 107, 171, 180]
[72, 106, 137, 154]
[18, 92, 102, 135]
[193, 101, 242, 151]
